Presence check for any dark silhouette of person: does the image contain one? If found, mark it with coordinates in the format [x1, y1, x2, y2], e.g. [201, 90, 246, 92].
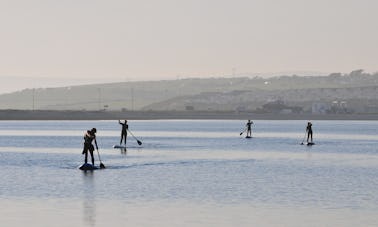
[306, 122, 313, 143]
[82, 128, 98, 165]
[246, 120, 253, 137]
[119, 120, 128, 145]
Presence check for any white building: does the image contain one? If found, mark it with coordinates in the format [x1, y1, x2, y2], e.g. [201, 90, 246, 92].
[312, 102, 330, 114]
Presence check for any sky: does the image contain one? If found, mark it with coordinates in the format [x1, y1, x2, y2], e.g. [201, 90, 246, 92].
[0, 0, 377, 93]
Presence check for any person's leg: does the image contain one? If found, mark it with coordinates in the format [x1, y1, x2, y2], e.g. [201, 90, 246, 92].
[307, 132, 310, 142]
[124, 132, 127, 145]
[89, 150, 94, 165]
[84, 148, 88, 163]
[89, 145, 95, 165]
[120, 132, 123, 145]
[310, 131, 313, 142]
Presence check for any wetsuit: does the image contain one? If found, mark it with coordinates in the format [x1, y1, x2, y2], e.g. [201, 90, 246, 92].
[82, 131, 97, 165]
[306, 123, 313, 143]
[246, 121, 253, 137]
[119, 121, 128, 145]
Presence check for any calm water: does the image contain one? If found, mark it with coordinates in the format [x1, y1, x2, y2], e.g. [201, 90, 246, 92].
[0, 120, 378, 226]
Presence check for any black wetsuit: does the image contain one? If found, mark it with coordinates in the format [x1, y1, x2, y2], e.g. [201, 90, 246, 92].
[83, 131, 97, 165]
[119, 121, 128, 145]
[306, 123, 313, 143]
[246, 121, 253, 137]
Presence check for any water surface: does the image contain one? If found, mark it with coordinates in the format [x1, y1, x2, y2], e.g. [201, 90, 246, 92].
[1, 120, 377, 226]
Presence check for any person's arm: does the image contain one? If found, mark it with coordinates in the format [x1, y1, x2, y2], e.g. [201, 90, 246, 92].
[119, 120, 122, 125]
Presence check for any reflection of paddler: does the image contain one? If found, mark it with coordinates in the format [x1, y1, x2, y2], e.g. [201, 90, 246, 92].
[82, 128, 98, 165]
[119, 120, 128, 146]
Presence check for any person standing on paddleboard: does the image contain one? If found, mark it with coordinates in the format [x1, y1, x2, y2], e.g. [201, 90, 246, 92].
[119, 120, 128, 146]
[246, 120, 253, 137]
[82, 128, 98, 166]
[306, 122, 313, 143]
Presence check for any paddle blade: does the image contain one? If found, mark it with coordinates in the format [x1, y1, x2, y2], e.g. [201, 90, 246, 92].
[100, 162, 106, 168]
[137, 140, 142, 146]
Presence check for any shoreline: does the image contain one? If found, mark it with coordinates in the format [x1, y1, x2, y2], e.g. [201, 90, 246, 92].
[0, 110, 377, 120]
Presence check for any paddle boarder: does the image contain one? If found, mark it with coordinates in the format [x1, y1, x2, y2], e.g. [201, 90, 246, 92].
[246, 120, 253, 138]
[119, 120, 128, 146]
[82, 128, 98, 166]
[306, 122, 313, 143]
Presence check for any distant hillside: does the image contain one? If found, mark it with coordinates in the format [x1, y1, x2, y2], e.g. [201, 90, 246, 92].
[0, 70, 377, 113]
[143, 85, 378, 113]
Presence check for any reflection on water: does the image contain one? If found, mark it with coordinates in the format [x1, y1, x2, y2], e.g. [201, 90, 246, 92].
[0, 198, 377, 227]
[82, 171, 96, 227]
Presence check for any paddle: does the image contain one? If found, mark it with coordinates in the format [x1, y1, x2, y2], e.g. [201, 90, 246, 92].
[300, 131, 307, 145]
[96, 148, 106, 168]
[127, 129, 142, 146]
[240, 128, 247, 136]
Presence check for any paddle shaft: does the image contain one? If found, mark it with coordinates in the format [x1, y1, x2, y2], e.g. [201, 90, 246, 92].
[96, 148, 105, 168]
[240, 128, 247, 135]
[301, 130, 307, 144]
[127, 129, 142, 145]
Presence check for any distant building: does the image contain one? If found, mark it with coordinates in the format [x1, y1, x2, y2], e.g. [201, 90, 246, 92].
[280, 109, 293, 114]
[330, 101, 348, 113]
[262, 100, 286, 113]
[312, 102, 330, 114]
[262, 100, 303, 114]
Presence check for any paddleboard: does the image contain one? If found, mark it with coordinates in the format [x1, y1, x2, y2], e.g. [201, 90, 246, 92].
[113, 145, 127, 149]
[79, 163, 98, 170]
[306, 142, 315, 146]
[245, 136, 252, 139]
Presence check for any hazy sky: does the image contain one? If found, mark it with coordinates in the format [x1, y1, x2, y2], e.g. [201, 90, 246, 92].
[0, 0, 377, 92]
